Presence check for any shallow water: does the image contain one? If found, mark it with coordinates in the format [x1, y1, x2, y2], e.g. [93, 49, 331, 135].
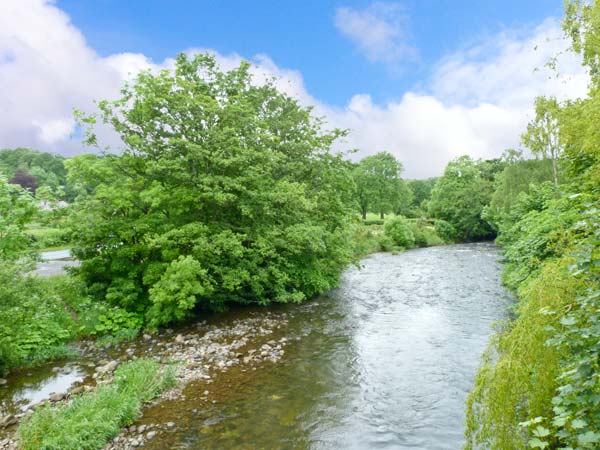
[35, 248, 79, 277]
[140, 243, 511, 450]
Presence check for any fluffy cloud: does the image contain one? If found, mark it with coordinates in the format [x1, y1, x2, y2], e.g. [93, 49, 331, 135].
[0, 0, 589, 177]
[334, 2, 417, 64]
[327, 18, 588, 177]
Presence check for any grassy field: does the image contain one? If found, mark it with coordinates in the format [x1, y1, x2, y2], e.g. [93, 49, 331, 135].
[25, 223, 70, 252]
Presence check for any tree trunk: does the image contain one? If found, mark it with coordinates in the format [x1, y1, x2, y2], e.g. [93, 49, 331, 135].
[362, 209, 367, 220]
[552, 158, 559, 187]
[380, 211, 384, 220]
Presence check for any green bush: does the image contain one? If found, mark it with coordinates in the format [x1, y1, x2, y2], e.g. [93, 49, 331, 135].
[434, 219, 458, 243]
[407, 221, 445, 248]
[0, 265, 77, 375]
[377, 233, 396, 252]
[410, 223, 427, 247]
[497, 187, 584, 290]
[384, 216, 415, 248]
[422, 227, 445, 247]
[18, 359, 176, 450]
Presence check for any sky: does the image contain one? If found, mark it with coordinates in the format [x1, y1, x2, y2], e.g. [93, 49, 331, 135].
[0, 0, 589, 178]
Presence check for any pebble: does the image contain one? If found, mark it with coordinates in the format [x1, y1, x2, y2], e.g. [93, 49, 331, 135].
[0, 414, 16, 428]
[49, 392, 65, 402]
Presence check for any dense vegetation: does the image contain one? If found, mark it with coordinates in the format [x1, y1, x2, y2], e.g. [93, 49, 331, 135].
[465, 2, 600, 448]
[0, 174, 145, 375]
[68, 54, 358, 327]
[0, 148, 72, 200]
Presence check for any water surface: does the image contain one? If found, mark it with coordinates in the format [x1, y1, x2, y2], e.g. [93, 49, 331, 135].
[141, 243, 511, 449]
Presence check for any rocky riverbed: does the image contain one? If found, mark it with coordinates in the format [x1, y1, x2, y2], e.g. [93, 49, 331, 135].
[0, 311, 290, 450]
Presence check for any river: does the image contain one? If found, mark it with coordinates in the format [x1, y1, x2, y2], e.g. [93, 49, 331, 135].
[142, 242, 510, 449]
[1, 243, 511, 449]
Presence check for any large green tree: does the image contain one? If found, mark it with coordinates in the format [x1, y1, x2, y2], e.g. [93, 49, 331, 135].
[521, 96, 562, 186]
[405, 177, 437, 217]
[428, 156, 494, 240]
[482, 155, 554, 232]
[353, 152, 411, 219]
[69, 53, 355, 326]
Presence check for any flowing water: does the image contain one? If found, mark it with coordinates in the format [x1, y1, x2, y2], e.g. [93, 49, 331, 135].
[1, 243, 511, 449]
[140, 243, 511, 450]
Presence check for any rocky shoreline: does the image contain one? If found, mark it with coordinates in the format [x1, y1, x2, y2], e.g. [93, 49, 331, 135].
[0, 311, 289, 450]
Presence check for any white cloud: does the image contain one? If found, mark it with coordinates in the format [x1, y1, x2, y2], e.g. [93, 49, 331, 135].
[334, 2, 417, 64]
[325, 18, 588, 177]
[0, 1, 589, 178]
[33, 118, 74, 144]
[429, 19, 587, 108]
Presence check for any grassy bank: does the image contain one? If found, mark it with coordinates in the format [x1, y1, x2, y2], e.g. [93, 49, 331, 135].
[465, 191, 599, 449]
[17, 359, 176, 450]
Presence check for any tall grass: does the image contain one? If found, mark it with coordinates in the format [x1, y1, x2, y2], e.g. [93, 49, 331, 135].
[18, 359, 176, 450]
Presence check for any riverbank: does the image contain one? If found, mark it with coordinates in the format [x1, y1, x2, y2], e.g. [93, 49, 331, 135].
[0, 310, 291, 449]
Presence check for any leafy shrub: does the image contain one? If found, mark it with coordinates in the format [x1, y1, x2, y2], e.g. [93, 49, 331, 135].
[434, 219, 458, 243]
[147, 255, 214, 327]
[91, 308, 143, 337]
[407, 220, 445, 248]
[0, 265, 77, 374]
[384, 216, 415, 248]
[498, 188, 585, 290]
[421, 227, 445, 247]
[377, 233, 396, 252]
[351, 225, 383, 256]
[410, 223, 427, 247]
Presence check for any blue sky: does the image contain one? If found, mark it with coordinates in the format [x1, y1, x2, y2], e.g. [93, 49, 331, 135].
[0, 1, 587, 177]
[57, 0, 564, 106]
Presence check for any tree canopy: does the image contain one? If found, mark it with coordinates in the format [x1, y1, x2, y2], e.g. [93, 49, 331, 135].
[428, 156, 495, 241]
[0, 148, 69, 197]
[352, 151, 412, 219]
[521, 96, 562, 186]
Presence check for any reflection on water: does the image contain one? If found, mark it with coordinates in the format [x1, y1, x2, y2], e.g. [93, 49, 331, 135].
[142, 243, 511, 450]
[0, 363, 87, 414]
